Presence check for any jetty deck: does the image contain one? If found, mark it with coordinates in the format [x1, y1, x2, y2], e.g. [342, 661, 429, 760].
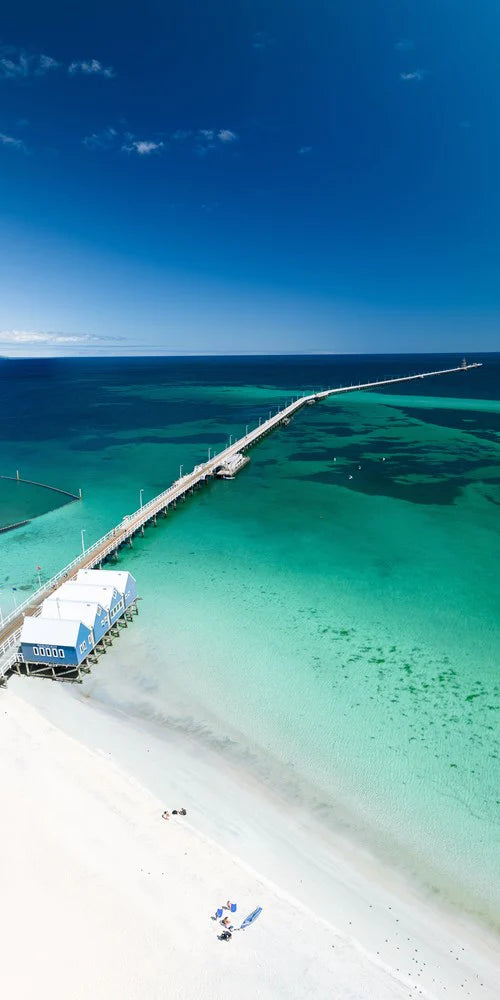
[0, 361, 482, 681]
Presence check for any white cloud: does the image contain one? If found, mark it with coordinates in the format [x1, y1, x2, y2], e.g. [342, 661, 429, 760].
[217, 129, 238, 143]
[172, 128, 239, 155]
[85, 125, 237, 158]
[39, 54, 59, 72]
[395, 40, 415, 52]
[298, 145, 312, 155]
[69, 58, 115, 78]
[0, 54, 28, 78]
[400, 70, 426, 82]
[84, 128, 163, 156]
[83, 127, 118, 149]
[122, 138, 164, 155]
[0, 132, 25, 151]
[0, 330, 123, 346]
[0, 46, 116, 83]
[0, 49, 60, 79]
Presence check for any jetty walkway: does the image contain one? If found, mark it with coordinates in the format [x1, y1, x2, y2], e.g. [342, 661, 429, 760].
[0, 361, 481, 681]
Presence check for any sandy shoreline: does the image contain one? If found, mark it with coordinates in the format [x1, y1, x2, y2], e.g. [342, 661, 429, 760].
[1, 676, 498, 1000]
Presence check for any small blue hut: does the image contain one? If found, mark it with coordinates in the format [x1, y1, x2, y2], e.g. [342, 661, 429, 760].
[53, 580, 124, 626]
[76, 569, 138, 611]
[20, 616, 94, 667]
[41, 595, 109, 644]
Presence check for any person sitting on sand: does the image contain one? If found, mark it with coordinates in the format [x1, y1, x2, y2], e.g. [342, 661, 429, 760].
[162, 811, 170, 821]
[220, 916, 231, 928]
[218, 930, 232, 942]
[172, 808, 187, 816]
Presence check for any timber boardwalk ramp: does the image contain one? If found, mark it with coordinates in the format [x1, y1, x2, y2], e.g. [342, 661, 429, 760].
[0, 361, 482, 681]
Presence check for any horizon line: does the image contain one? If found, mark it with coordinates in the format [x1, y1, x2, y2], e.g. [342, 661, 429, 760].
[0, 350, 497, 361]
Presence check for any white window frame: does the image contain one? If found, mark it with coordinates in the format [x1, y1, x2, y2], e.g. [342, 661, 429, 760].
[58, 649, 65, 659]
[39, 646, 45, 656]
[52, 647, 58, 657]
[33, 645, 39, 655]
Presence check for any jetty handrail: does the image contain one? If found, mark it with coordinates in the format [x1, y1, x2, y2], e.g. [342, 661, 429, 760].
[0, 408, 309, 640]
[0, 360, 482, 672]
[0, 524, 125, 634]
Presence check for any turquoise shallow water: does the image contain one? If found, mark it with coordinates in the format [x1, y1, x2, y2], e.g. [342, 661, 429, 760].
[1, 355, 499, 927]
[0, 478, 74, 529]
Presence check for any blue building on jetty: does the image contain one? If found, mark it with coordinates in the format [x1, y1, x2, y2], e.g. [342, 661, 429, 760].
[19, 568, 138, 675]
[20, 616, 94, 668]
[76, 569, 138, 610]
[52, 580, 125, 626]
[41, 595, 109, 644]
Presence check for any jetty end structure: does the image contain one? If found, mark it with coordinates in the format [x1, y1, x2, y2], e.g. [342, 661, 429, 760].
[0, 359, 482, 683]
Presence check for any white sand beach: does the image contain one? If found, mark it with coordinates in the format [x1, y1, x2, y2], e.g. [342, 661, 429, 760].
[1, 678, 498, 1000]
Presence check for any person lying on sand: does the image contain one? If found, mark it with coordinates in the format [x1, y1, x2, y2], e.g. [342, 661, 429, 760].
[218, 931, 232, 942]
[162, 811, 170, 821]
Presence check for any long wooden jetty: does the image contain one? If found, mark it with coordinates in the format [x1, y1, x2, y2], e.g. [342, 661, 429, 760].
[0, 360, 482, 681]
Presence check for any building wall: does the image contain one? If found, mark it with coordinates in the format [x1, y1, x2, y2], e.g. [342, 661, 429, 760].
[122, 576, 138, 609]
[21, 625, 94, 666]
[108, 590, 125, 624]
[91, 610, 110, 642]
[20, 643, 79, 667]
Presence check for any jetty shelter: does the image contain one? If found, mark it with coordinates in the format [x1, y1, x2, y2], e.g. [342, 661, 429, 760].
[47, 580, 124, 626]
[41, 596, 109, 644]
[76, 569, 137, 611]
[20, 616, 94, 667]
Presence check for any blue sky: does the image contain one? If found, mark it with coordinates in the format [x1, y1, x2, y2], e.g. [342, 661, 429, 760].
[0, 1, 499, 356]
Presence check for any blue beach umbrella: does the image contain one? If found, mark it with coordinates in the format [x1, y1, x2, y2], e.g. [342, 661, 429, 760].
[240, 906, 262, 930]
